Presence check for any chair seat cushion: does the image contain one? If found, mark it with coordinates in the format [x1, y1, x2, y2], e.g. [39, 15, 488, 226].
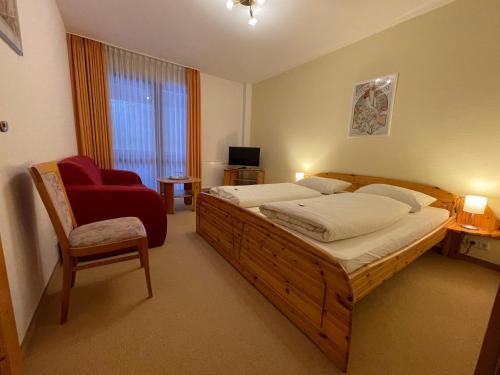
[69, 217, 146, 248]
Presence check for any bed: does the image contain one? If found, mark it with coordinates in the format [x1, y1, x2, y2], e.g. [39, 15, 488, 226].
[196, 173, 458, 372]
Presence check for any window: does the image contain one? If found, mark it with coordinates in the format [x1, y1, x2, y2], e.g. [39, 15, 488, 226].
[106, 46, 187, 190]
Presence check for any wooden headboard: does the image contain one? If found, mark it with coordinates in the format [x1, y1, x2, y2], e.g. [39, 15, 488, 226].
[315, 172, 459, 214]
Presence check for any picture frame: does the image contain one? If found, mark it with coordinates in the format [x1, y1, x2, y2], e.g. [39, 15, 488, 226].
[348, 73, 398, 137]
[0, 0, 22, 56]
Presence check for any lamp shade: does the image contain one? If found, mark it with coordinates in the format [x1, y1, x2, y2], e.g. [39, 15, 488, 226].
[295, 172, 305, 182]
[463, 195, 488, 215]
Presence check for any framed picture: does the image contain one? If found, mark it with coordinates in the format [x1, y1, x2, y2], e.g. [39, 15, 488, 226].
[0, 0, 22, 55]
[348, 73, 398, 137]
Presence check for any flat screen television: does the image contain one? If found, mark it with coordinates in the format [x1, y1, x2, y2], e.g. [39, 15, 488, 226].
[228, 147, 260, 167]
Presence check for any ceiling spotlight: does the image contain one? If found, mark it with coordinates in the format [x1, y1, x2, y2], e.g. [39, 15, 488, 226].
[248, 6, 258, 25]
[226, 0, 234, 10]
[249, 15, 258, 26]
[257, 0, 266, 4]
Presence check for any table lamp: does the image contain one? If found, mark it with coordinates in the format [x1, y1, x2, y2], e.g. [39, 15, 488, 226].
[461, 195, 488, 230]
[295, 172, 305, 182]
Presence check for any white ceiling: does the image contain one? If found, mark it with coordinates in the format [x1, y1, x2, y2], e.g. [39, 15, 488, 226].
[56, 0, 454, 83]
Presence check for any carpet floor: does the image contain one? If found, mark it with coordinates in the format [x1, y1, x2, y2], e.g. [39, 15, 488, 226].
[22, 206, 499, 375]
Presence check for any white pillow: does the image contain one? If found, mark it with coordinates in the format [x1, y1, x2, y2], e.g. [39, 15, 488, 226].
[354, 184, 436, 212]
[296, 176, 351, 195]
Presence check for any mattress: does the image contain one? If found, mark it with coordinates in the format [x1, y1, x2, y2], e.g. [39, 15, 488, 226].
[247, 206, 449, 273]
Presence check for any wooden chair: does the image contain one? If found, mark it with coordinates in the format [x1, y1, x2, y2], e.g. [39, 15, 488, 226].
[30, 162, 152, 324]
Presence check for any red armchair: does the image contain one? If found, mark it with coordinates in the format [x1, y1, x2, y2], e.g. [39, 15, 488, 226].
[58, 156, 167, 247]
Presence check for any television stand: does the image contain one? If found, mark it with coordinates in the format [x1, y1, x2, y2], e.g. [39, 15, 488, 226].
[224, 168, 265, 186]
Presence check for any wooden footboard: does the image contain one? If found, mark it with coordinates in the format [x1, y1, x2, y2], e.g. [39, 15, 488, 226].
[196, 187, 454, 372]
[197, 193, 353, 371]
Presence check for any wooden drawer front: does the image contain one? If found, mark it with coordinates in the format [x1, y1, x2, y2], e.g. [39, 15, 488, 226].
[241, 234, 324, 304]
[240, 224, 324, 325]
[199, 203, 232, 227]
[199, 204, 234, 258]
[242, 225, 325, 301]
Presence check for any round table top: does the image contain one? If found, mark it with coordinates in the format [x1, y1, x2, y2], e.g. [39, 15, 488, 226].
[157, 177, 201, 184]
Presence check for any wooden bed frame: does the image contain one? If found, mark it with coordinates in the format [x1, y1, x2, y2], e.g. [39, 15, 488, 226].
[196, 173, 458, 372]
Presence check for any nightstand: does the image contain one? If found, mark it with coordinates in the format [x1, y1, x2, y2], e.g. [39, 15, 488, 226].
[443, 217, 500, 272]
[443, 218, 500, 258]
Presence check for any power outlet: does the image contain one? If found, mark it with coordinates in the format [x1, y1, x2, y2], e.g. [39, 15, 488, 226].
[465, 238, 490, 251]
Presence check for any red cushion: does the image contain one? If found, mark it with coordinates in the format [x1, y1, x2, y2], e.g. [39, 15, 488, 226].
[59, 156, 103, 185]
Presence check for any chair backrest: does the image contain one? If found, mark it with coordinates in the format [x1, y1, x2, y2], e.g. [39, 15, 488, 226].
[30, 162, 77, 251]
[58, 155, 103, 185]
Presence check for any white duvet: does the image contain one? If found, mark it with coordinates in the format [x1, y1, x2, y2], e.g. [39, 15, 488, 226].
[259, 193, 412, 242]
[210, 183, 321, 208]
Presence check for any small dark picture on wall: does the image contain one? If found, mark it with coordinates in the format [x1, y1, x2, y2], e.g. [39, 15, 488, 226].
[0, 0, 22, 55]
[348, 73, 398, 137]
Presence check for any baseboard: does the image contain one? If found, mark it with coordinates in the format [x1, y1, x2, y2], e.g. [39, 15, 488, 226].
[457, 254, 500, 272]
[20, 261, 59, 355]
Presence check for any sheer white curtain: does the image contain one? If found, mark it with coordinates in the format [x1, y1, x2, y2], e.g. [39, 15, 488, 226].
[106, 45, 187, 190]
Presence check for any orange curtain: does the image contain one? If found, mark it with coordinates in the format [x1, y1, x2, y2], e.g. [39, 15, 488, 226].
[186, 69, 201, 179]
[67, 34, 113, 169]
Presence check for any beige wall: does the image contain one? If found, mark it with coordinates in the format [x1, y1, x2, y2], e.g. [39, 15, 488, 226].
[0, 0, 77, 339]
[251, 0, 500, 260]
[201, 73, 251, 188]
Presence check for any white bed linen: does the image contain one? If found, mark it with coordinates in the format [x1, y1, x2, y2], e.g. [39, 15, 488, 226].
[259, 193, 411, 242]
[247, 206, 449, 273]
[210, 183, 321, 208]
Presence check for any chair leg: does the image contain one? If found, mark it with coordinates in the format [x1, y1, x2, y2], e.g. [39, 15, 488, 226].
[139, 238, 152, 298]
[61, 255, 73, 324]
[71, 257, 77, 288]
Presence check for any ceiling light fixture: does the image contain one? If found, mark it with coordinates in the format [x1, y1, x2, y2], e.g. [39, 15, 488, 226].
[226, 0, 265, 26]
